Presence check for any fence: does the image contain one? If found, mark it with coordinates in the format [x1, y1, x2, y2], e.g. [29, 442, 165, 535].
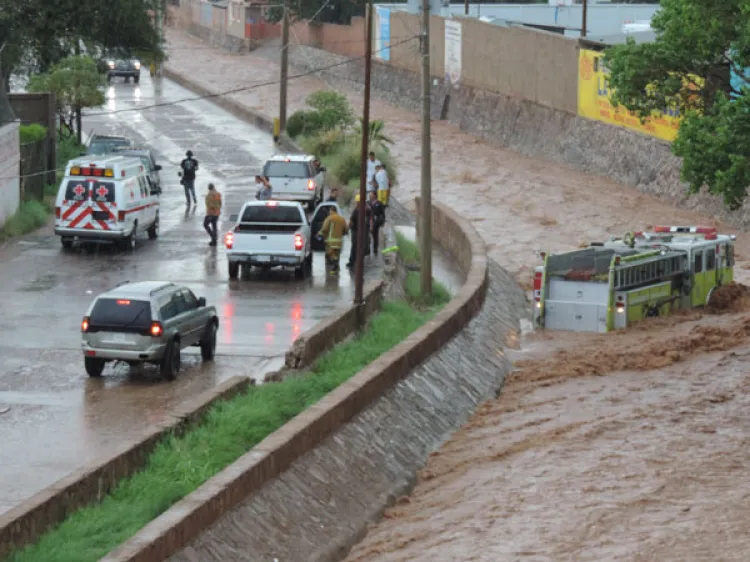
[20, 140, 48, 202]
[0, 123, 21, 228]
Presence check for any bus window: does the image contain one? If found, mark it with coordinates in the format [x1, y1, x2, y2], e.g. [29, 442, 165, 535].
[694, 252, 703, 273]
[706, 249, 716, 270]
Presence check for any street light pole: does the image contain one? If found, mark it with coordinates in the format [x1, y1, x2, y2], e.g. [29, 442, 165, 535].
[420, 0, 432, 296]
[279, 1, 290, 134]
[354, 0, 373, 305]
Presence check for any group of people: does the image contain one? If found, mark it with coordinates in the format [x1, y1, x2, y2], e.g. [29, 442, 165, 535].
[178, 149, 392, 265]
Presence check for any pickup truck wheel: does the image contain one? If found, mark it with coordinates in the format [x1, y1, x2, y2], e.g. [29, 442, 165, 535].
[200, 322, 217, 361]
[85, 357, 105, 377]
[304, 253, 313, 277]
[228, 262, 239, 279]
[160, 339, 181, 381]
[61, 238, 73, 250]
[307, 198, 317, 213]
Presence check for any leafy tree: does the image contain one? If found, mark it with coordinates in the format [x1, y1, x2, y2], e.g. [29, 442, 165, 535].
[28, 56, 105, 143]
[0, 0, 163, 77]
[267, 0, 365, 25]
[286, 90, 354, 138]
[354, 119, 394, 153]
[603, 0, 750, 208]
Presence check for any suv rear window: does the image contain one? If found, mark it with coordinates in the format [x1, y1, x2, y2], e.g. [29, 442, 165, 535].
[88, 138, 131, 155]
[89, 298, 152, 330]
[241, 205, 303, 223]
[263, 161, 311, 178]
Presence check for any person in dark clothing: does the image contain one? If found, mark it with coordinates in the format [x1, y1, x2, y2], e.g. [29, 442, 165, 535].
[326, 187, 339, 202]
[368, 189, 386, 255]
[179, 150, 199, 205]
[346, 195, 371, 268]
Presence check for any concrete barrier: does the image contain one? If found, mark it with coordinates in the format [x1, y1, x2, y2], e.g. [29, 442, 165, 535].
[285, 280, 384, 369]
[0, 376, 251, 561]
[99, 199, 488, 562]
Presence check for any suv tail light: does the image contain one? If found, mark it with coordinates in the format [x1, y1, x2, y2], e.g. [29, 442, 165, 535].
[81, 317, 90, 332]
[55, 207, 61, 219]
[117, 210, 125, 222]
[224, 232, 234, 249]
[149, 321, 163, 337]
[294, 233, 303, 250]
[307, 179, 315, 191]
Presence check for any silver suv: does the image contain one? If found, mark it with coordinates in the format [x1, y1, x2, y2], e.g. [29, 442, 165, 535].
[81, 281, 219, 380]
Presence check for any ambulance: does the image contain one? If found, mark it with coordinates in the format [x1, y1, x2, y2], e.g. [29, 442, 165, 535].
[54, 155, 160, 250]
[533, 226, 736, 333]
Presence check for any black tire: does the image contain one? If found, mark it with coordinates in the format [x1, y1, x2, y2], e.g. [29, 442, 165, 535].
[307, 198, 317, 213]
[123, 223, 137, 250]
[85, 357, 105, 377]
[61, 238, 73, 250]
[160, 339, 181, 381]
[148, 215, 159, 239]
[134, 75, 140, 84]
[304, 253, 313, 278]
[106, 74, 112, 83]
[200, 322, 217, 361]
[228, 262, 239, 279]
[294, 262, 305, 279]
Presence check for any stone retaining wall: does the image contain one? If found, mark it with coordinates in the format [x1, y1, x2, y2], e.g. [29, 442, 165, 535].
[99, 198, 501, 562]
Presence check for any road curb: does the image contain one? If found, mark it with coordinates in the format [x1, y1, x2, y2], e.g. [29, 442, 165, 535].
[0, 376, 251, 560]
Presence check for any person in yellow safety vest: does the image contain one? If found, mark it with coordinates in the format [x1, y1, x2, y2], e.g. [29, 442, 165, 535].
[318, 206, 348, 274]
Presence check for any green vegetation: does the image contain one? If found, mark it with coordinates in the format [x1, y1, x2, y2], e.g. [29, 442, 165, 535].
[0, 201, 51, 243]
[8, 288, 450, 562]
[1, 0, 162, 78]
[0, 132, 83, 242]
[28, 56, 106, 143]
[288, 90, 399, 207]
[19, 124, 48, 144]
[603, 0, 750, 209]
[395, 232, 452, 308]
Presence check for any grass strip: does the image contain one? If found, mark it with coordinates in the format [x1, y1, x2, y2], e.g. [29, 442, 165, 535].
[8, 293, 449, 562]
[396, 232, 452, 308]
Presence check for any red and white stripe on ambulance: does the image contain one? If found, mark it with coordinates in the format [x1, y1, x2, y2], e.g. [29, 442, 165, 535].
[57, 178, 117, 231]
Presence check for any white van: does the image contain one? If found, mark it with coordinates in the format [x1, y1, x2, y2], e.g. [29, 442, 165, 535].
[54, 155, 160, 250]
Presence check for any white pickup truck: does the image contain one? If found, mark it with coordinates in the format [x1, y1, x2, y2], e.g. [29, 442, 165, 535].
[224, 200, 313, 279]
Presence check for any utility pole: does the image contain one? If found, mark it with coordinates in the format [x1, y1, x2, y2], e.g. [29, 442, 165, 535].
[581, 0, 588, 38]
[464, 0, 469, 16]
[354, 0, 373, 305]
[279, 1, 290, 134]
[420, 0, 432, 296]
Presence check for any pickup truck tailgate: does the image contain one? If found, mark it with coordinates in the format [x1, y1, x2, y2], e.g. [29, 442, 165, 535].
[232, 224, 301, 252]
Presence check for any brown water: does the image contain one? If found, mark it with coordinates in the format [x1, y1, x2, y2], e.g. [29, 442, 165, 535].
[345, 297, 750, 562]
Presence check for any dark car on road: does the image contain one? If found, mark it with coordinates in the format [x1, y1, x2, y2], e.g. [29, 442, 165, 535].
[86, 134, 133, 156]
[106, 58, 141, 84]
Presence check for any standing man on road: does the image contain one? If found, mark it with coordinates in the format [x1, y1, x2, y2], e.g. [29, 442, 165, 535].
[204, 183, 222, 246]
[318, 206, 348, 275]
[347, 194, 371, 268]
[369, 190, 386, 255]
[366, 151, 380, 188]
[180, 150, 199, 206]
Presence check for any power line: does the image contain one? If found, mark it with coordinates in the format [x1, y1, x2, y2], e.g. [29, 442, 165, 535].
[2, 35, 418, 181]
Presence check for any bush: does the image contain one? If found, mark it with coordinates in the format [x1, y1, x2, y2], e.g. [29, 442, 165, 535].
[298, 129, 345, 157]
[56, 132, 84, 169]
[19, 124, 48, 144]
[286, 110, 323, 139]
[306, 90, 354, 131]
[0, 201, 51, 241]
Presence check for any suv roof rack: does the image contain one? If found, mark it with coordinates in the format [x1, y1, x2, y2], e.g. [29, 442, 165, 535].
[113, 280, 131, 288]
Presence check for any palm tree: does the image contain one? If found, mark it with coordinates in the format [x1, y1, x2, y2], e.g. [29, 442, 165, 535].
[353, 118, 394, 153]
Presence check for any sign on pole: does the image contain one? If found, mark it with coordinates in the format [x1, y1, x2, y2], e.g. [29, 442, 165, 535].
[444, 19, 461, 86]
[375, 7, 391, 61]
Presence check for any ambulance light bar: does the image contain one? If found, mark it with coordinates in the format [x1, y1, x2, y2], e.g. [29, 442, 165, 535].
[70, 165, 115, 178]
[653, 225, 716, 235]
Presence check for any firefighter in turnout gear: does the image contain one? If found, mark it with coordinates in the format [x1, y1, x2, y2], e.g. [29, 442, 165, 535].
[317, 206, 348, 275]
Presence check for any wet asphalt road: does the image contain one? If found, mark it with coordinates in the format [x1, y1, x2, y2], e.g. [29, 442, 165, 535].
[0, 73, 381, 515]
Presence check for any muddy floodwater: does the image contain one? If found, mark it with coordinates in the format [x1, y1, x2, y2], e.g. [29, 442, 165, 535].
[345, 288, 750, 562]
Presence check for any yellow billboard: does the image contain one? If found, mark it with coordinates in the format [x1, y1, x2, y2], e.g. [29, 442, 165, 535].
[578, 49, 682, 142]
